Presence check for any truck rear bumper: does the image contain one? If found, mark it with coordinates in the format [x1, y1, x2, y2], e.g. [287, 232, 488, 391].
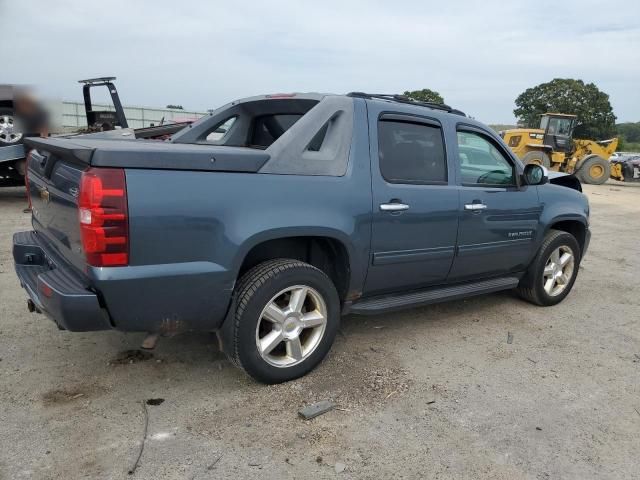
[13, 231, 112, 331]
[0, 144, 25, 163]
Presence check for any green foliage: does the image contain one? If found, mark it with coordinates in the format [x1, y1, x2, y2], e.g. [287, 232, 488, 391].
[624, 143, 640, 151]
[403, 89, 444, 104]
[489, 124, 517, 133]
[616, 122, 640, 143]
[615, 123, 640, 151]
[514, 79, 616, 139]
[617, 138, 640, 152]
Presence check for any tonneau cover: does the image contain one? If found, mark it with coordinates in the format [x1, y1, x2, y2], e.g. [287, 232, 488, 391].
[24, 137, 270, 172]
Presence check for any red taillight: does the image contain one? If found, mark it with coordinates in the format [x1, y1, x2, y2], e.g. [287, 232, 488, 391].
[40, 282, 53, 298]
[79, 168, 129, 267]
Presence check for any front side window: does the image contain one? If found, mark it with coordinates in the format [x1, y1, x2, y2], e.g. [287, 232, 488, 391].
[457, 131, 515, 186]
[378, 120, 447, 184]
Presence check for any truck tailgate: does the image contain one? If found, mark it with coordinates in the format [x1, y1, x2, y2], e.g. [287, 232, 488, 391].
[26, 141, 93, 274]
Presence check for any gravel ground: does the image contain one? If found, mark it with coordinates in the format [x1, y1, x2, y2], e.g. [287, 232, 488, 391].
[0, 182, 638, 479]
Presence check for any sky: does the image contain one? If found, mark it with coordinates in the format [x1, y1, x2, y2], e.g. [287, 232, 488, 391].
[2, 0, 639, 124]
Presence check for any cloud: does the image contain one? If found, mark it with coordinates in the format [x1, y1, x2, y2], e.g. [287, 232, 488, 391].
[1, 0, 639, 122]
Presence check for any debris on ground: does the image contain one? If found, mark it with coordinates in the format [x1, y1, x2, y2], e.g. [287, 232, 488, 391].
[127, 401, 149, 475]
[298, 400, 335, 420]
[507, 332, 514, 344]
[146, 398, 164, 406]
[140, 333, 160, 350]
[42, 388, 87, 405]
[110, 350, 154, 365]
[334, 461, 346, 473]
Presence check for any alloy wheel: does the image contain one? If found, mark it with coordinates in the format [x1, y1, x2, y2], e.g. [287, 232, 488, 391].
[255, 285, 327, 368]
[542, 246, 575, 296]
[0, 115, 23, 144]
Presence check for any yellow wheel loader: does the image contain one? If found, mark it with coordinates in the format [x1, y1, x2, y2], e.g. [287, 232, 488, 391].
[501, 113, 618, 185]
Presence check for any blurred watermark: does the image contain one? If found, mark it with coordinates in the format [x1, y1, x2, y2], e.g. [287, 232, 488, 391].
[1, 85, 52, 144]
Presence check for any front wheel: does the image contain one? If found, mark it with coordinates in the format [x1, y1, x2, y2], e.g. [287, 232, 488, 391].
[517, 230, 581, 306]
[222, 259, 340, 383]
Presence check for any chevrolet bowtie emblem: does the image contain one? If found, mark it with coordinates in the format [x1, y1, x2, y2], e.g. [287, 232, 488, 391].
[40, 188, 50, 204]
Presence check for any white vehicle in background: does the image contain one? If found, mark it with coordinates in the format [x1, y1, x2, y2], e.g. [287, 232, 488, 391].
[610, 151, 640, 160]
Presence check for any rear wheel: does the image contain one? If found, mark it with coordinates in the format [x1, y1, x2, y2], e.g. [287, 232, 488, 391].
[521, 151, 551, 168]
[577, 155, 609, 185]
[517, 229, 580, 306]
[0, 107, 23, 146]
[222, 259, 340, 384]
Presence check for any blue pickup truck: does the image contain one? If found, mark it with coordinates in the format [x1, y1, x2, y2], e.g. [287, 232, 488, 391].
[14, 92, 590, 383]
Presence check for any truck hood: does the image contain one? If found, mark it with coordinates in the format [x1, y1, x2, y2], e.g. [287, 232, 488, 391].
[547, 171, 582, 192]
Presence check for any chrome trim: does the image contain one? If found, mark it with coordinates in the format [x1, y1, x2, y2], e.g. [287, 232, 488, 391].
[379, 203, 409, 212]
[464, 203, 487, 210]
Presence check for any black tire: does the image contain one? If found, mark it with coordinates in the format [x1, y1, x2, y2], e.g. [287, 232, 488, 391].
[222, 259, 340, 384]
[517, 229, 581, 306]
[0, 107, 24, 146]
[576, 155, 610, 185]
[521, 151, 551, 168]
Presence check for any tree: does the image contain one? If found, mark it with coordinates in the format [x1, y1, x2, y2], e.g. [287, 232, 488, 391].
[616, 122, 640, 151]
[403, 88, 444, 104]
[617, 122, 640, 143]
[513, 79, 616, 139]
[166, 104, 184, 110]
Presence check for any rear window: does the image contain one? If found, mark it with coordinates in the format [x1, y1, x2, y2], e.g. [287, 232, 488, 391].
[205, 117, 236, 142]
[251, 114, 303, 148]
[378, 120, 447, 184]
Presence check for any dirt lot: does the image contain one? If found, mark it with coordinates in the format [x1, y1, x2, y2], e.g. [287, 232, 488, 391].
[0, 182, 638, 480]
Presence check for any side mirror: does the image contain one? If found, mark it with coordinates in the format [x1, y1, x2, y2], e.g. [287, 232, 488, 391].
[523, 163, 549, 185]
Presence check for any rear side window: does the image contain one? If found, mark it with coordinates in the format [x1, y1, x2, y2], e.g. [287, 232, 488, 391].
[251, 114, 303, 148]
[378, 120, 447, 184]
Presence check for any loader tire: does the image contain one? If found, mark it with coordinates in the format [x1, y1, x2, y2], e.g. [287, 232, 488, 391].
[521, 151, 551, 168]
[576, 155, 609, 185]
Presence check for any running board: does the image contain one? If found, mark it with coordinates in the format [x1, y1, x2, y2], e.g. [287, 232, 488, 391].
[348, 277, 519, 315]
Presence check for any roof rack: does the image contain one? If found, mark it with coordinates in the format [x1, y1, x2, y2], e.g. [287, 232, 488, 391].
[347, 92, 466, 117]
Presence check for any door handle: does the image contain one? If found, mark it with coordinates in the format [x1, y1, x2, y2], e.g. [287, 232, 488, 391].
[464, 203, 487, 211]
[380, 202, 409, 212]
